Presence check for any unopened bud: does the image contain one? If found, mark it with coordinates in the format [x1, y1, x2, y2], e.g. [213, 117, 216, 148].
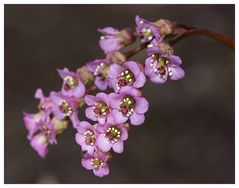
[107, 51, 126, 65]
[154, 19, 174, 36]
[118, 29, 136, 45]
[52, 117, 69, 133]
[158, 42, 174, 55]
[77, 66, 94, 86]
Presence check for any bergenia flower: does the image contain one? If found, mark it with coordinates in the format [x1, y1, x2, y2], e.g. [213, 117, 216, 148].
[145, 46, 185, 84]
[50, 91, 78, 120]
[30, 133, 49, 158]
[108, 61, 146, 93]
[98, 27, 134, 54]
[23, 112, 58, 158]
[75, 121, 98, 154]
[35, 88, 52, 114]
[57, 68, 86, 98]
[85, 93, 111, 124]
[97, 123, 128, 153]
[108, 86, 149, 126]
[87, 59, 111, 91]
[81, 151, 110, 177]
[135, 15, 162, 43]
[23, 112, 42, 139]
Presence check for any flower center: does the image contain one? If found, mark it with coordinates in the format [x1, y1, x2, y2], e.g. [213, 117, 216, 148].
[42, 124, 51, 136]
[93, 102, 109, 117]
[59, 100, 73, 117]
[84, 130, 96, 146]
[141, 28, 153, 41]
[63, 76, 78, 90]
[105, 126, 122, 143]
[151, 54, 169, 77]
[118, 95, 135, 117]
[91, 157, 104, 169]
[116, 69, 135, 90]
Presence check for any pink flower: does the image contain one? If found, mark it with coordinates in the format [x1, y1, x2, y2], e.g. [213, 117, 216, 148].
[57, 68, 86, 98]
[81, 151, 110, 177]
[108, 86, 149, 126]
[97, 123, 128, 154]
[85, 93, 111, 124]
[108, 61, 146, 93]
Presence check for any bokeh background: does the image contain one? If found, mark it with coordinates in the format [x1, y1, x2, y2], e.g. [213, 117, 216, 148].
[4, 4, 235, 184]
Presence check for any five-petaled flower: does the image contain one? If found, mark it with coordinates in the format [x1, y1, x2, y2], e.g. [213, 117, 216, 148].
[98, 27, 134, 54]
[86, 59, 111, 91]
[50, 91, 78, 120]
[135, 15, 162, 43]
[108, 61, 146, 93]
[75, 121, 98, 155]
[108, 86, 149, 126]
[82, 151, 110, 177]
[97, 123, 128, 153]
[23, 112, 57, 158]
[57, 68, 86, 98]
[145, 46, 185, 84]
[85, 93, 111, 124]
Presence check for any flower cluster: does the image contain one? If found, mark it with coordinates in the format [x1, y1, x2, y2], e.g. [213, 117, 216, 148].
[23, 15, 185, 177]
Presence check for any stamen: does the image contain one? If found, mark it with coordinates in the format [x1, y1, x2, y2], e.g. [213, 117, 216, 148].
[105, 126, 122, 143]
[64, 76, 78, 90]
[119, 95, 136, 116]
[84, 130, 96, 146]
[93, 102, 109, 117]
[91, 157, 104, 169]
[59, 100, 73, 117]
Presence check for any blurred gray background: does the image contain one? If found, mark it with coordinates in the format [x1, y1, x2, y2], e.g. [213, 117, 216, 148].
[4, 4, 235, 184]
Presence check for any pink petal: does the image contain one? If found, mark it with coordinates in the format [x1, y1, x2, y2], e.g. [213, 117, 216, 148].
[85, 95, 96, 106]
[133, 72, 146, 88]
[135, 97, 149, 114]
[85, 107, 97, 121]
[170, 65, 185, 80]
[82, 158, 93, 170]
[112, 140, 124, 153]
[130, 113, 145, 126]
[97, 134, 112, 152]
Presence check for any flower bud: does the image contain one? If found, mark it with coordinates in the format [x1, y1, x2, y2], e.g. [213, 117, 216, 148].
[77, 66, 94, 85]
[52, 117, 69, 133]
[154, 19, 174, 36]
[118, 29, 136, 45]
[106, 51, 126, 65]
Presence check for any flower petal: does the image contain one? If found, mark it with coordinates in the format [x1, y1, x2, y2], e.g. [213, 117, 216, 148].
[144, 57, 155, 77]
[150, 74, 168, 84]
[133, 72, 146, 88]
[135, 97, 149, 114]
[99, 37, 122, 54]
[124, 61, 140, 77]
[97, 134, 112, 152]
[108, 63, 124, 79]
[95, 77, 108, 91]
[130, 113, 145, 126]
[112, 140, 124, 153]
[120, 86, 140, 97]
[121, 127, 128, 141]
[108, 93, 122, 109]
[96, 92, 109, 106]
[170, 65, 185, 80]
[85, 95, 96, 106]
[85, 107, 97, 121]
[112, 109, 128, 124]
[168, 55, 182, 65]
[82, 158, 93, 170]
[75, 133, 85, 146]
[98, 27, 119, 35]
